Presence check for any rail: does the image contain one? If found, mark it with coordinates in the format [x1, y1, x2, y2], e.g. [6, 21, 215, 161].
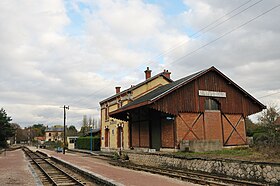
[22, 147, 84, 186]
[110, 161, 267, 186]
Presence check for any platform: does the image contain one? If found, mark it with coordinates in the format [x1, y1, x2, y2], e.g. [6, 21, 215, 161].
[0, 149, 39, 186]
[29, 146, 198, 186]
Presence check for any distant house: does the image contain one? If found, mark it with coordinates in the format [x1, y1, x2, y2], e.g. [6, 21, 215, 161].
[109, 66, 266, 151]
[67, 136, 78, 149]
[34, 136, 46, 144]
[34, 136, 46, 141]
[83, 128, 101, 137]
[45, 127, 64, 142]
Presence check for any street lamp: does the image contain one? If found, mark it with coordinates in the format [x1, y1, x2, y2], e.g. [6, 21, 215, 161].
[63, 105, 69, 154]
[90, 124, 93, 152]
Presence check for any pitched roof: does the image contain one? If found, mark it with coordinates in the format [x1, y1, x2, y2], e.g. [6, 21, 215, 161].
[99, 71, 173, 105]
[83, 128, 101, 137]
[110, 66, 266, 115]
[45, 127, 64, 132]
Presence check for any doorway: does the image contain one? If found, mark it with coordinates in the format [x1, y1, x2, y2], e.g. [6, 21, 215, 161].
[117, 127, 124, 149]
[105, 128, 109, 147]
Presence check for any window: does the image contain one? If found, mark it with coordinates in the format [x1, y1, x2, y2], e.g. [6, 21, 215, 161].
[105, 106, 109, 121]
[49, 133, 51, 137]
[69, 139, 75, 143]
[205, 98, 220, 110]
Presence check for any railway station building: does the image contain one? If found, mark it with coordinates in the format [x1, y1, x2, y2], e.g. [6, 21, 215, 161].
[100, 67, 172, 151]
[100, 66, 266, 152]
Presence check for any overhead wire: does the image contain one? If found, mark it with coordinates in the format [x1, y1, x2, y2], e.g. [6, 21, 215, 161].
[69, 0, 264, 108]
[258, 91, 280, 99]
[29, 1, 280, 126]
[71, 0, 277, 111]
[163, 2, 280, 66]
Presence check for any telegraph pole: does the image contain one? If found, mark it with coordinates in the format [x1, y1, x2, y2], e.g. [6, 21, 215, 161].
[63, 105, 69, 154]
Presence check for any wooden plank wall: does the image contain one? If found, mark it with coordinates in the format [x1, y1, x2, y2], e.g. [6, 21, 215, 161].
[150, 71, 262, 116]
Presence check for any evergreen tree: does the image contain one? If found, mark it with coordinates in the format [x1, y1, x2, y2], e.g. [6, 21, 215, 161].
[0, 108, 14, 148]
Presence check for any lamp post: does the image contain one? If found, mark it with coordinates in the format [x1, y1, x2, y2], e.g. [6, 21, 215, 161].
[90, 125, 93, 152]
[63, 105, 69, 154]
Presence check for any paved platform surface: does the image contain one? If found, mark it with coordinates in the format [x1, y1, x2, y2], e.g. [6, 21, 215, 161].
[30, 147, 199, 186]
[0, 149, 37, 186]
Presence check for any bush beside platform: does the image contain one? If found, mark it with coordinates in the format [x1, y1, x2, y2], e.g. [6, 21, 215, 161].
[76, 136, 100, 151]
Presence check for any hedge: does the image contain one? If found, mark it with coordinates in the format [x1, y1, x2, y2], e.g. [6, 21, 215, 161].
[76, 136, 100, 151]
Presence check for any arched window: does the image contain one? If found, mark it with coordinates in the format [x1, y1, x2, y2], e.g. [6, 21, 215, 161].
[205, 98, 220, 110]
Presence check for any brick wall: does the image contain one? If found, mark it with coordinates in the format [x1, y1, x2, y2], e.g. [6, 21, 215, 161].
[131, 122, 139, 147]
[222, 114, 246, 145]
[131, 121, 150, 148]
[161, 119, 174, 148]
[204, 111, 223, 141]
[139, 121, 149, 147]
[176, 113, 204, 143]
[175, 112, 246, 147]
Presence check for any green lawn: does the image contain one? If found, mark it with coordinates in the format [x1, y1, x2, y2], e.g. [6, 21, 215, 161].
[174, 147, 275, 162]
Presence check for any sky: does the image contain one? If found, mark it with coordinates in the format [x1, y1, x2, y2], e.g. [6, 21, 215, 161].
[0, 0, 280, 130]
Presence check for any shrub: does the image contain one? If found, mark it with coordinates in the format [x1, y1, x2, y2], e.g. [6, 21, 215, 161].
[112, 152, 120, 160]
[121, 153, 129, 160]
[253, 132, 270, 144]
[44, 141, 63, 149]
[76, 136, 100, 151]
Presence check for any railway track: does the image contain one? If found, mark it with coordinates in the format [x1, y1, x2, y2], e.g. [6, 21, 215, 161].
[65, 150, 267, 185]
[67, 149, 266, 185]
[22, 147, 97, 186]
[30, 148, 268, 185]
[66, 149, 112, 161]
[110, 161, 267, 186]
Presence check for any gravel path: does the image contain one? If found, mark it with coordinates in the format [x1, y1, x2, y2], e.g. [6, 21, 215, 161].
[0, 149, 36, 186]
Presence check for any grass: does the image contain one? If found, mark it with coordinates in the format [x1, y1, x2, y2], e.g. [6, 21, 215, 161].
[177, 147, 252, 155]
[174, 147, 272, 162]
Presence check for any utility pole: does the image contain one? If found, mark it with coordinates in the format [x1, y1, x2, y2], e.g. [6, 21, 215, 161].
[63, 105, 69, 154]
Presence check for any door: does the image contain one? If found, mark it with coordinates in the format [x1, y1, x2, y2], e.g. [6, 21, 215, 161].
[150, 112, 161, 151]
[105, 129, 109, 147]
[117, 127, 124, 149]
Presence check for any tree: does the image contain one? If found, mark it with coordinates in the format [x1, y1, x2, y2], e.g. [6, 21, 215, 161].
[31, 124, 46, 137]
[255, 104, 280, 147]
[11, 123, 28, 144]
[0, 108, 14, 148]
[88, 116, 92, 128]
[67, 125, 78, 136]
[80, 115, 90, 136]
[245, 117, 256, 137]
[258, 104, 279, 126]
[88, 116, 98, 129]
[79, 115, 99, 136]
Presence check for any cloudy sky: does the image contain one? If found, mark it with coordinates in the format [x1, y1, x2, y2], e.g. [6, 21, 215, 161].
[1, 0, 280, 129]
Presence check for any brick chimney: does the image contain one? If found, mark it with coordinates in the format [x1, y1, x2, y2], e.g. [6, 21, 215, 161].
[144, 67, 152, 80]
[115, 86, 121, 94]
[163, 69, 171, 79]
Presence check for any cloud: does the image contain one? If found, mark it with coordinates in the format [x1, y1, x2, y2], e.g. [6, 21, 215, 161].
[0, 0, 190, 128]
[0, 0, 279, 128]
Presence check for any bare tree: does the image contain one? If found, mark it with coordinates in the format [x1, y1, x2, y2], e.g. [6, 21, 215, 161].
[258, 104, 279, 126]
